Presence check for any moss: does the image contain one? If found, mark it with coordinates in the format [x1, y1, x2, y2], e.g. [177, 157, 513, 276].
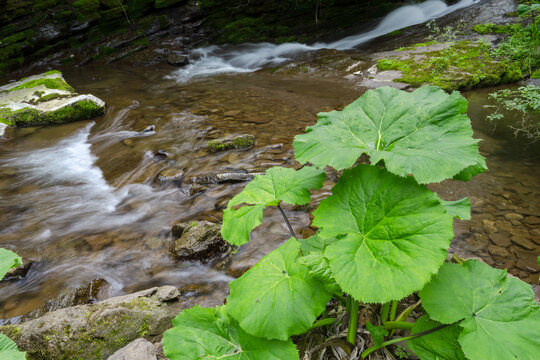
[472, 23, 521, 34]
[33, 0, 57, 11]
[132, 37, 149, 46]
[74, 0, 101, 22]
[9, 77, 75, 93]
[396, 40, 437, 51]
[40, 99, 105, 126]
[0, 108, 40, 126]
[0, 325, 22, 341]
[388, 29, 402, 36]
[99, 45, 117, 55]
[44, 70, 62, 76]
[377, 41, 523, 91]
[137, 318, 151, 337]
[208, 134, 255, 152]
[154, 0, 185, 9]
[159, 14, 169, 29]
[532, 69, 540, 79]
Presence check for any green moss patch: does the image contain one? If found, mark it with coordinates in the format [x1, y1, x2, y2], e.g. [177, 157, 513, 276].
[208, 134, 255, 153]
[9, 78, 75, 93]
[376, 41, 523, 91]
[472, 23, 521, 34]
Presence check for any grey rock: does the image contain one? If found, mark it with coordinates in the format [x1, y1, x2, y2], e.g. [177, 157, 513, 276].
[172, 221, 230, 260]
[0, 286, 183, 360]
[107, 338, 157, 360]
[167, 54, 189, 67]
[155, 286, 180, 302]
[194, 172, 264, 185]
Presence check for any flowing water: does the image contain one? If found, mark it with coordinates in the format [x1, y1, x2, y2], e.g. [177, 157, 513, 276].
[1, 0, 538, 323]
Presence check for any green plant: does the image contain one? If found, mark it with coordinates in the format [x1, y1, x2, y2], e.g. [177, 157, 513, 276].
[484, 85, 540, 142]
[162, 86, 539, 359]
[491, 3, 540, 75]
[0, 248, 26, 359]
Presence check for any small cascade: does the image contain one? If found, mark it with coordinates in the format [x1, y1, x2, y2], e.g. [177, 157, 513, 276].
[168, 0, 479, 82]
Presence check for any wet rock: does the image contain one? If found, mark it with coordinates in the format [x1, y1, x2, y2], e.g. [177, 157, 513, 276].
[107, 338, 157, 360]
[141, 125, 156, 133]
[188, 184, 207, 196]
[0, 71, 105, 128]
[122, 138, 135, 147]
[529, 229, 540, 245]
[193, 172, 263, 185]
[2, 260, 33, 281]
[158, 168, 184, 184]
[515, 260, 539, 274]
[207, 134, 255, 153]
[223, 110, 242, 117]
[482, 219, 498, 234]
[510, 235, 536, 251]
[166, 54, 189, 67]
[487, 245, 510, 259]
[0, 287, 183, 360]
[154, 149, 171, 160]
[504, 212, 524, 225]
[488, 232, 512, 248]
[20, 279, 108, 322]
[524, 216, 540, 225]
[172, 221, 230, 261]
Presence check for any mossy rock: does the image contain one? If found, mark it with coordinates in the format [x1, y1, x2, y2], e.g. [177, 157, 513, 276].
[375, 41, 524, 91]
[74, 0, 101, 22]
[0, 70, 105, 127]
[0, 287, 183, 360]
[208, 134, 255, 153]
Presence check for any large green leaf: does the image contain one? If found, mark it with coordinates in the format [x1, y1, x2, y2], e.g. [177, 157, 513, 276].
[439, 197, 471, 220]
[226, 238, 332, 340]
[221, 166, 326, 245]
[313, 165, 453, 303]
[408, 315, 465, 360]
[297, 235, 342, 294]
[0, 334, 26, 360]
[420, 260, 540, 360]
[293, 86, 486, 184]
[0, 248, 22, 280]
[162, 305, 298, 360]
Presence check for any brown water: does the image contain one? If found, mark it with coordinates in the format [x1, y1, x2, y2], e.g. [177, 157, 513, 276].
[0, 61, 538, 323]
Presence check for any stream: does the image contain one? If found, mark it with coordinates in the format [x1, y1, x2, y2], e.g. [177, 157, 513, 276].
[0, 0, 538, 324]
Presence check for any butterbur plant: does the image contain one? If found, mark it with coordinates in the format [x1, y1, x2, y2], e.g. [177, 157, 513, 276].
[162, 86, 540, 359]
[0, 248, 27, 359]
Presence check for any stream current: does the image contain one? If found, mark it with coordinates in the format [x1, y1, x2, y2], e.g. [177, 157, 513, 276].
[1, 0, 538, 323]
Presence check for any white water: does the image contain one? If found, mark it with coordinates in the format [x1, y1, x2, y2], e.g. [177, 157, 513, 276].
[169, 0, 479, 82]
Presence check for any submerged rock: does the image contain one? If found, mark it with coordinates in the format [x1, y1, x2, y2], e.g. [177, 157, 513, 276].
[0, 286, 183, 360]
[207, 134, 255, 153]
[171, 221, 230, 261]
[0, 70, 105, 128]
[193, 171, 263, 185]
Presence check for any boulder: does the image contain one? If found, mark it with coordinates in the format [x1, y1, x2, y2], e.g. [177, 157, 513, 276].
[166, 54, 189, 67]
[172, 221, 230, 261]
[0, 286, 183, 360]
[0, 70, 105, 128]
[207, 134, 255, 153]
[107, 338, 157, 360]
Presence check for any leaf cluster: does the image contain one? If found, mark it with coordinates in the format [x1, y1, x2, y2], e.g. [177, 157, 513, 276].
[162, 86, 539, 360]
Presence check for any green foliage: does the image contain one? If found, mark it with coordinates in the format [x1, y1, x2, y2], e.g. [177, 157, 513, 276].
[472, 22, 521, 34]
[419, 260, 540, 359]
[0, 334, 26, 360]
[491, 4, 540, 74]
[293, 86, 486, 184]
[0, 248, 22, 280]
[226, 238, 331, 340]
[221, 166, 325, 245]
[484, 85, 540, 142]
[313, 165, 453, 303]
[162, 305, 298, 359]
[408, 315, 465, 360]
[163, 86, 538, 360]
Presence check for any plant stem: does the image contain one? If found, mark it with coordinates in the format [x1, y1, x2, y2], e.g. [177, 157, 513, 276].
[382, 321, 414, 330]
[347, 298, 359, 345]
[304, 318, 337, 333]
[361, 323, 451, 358]
[277, 203, 297, 239]
[380, 302, 390, 323]
[390, 300, 398, 321]
[390, 299, 421, 336]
